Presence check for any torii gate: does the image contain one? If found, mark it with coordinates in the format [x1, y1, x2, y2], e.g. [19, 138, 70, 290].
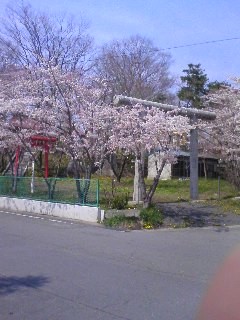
[14, 135, 57, 178]
[11, 115, 57, 179]
[30, 135, 57, 178]
[113, 95, 216, 201]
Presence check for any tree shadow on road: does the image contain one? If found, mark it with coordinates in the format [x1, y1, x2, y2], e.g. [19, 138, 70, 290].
[0, 275, 49, 296]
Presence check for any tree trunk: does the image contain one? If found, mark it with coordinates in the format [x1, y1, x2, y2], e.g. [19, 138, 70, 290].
[143, 159, 166, 208]
[71, 159, 93, 205]
[45, 178, 57, 200]
[203, 158, 207, 179]
[107, 153, 127, 182]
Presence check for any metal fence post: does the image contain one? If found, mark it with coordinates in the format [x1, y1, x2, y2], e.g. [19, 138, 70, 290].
[97, 179, 99, 207]
[218, 176, 221, 200]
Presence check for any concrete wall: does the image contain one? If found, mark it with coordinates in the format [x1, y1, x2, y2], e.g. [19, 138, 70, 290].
[0, 196, 103, 223]
[147, 154, 172, 180]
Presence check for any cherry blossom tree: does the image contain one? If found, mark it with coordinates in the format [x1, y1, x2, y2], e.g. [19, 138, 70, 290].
[0, 65, 112, 198]
[0, 65, 110, 176]
[202, 79, 240, 187]
[94, 35, 177, 182]
[107, 104, 192, 207]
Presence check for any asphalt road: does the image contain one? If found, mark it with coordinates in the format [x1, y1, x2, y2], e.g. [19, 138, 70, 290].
[1, 210, 240, 320]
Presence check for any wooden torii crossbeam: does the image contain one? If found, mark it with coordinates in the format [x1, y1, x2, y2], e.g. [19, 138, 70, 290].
[113, 95, 216, 200]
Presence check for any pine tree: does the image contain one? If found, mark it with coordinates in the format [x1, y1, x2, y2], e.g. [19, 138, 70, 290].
[178, 63, 208, 109]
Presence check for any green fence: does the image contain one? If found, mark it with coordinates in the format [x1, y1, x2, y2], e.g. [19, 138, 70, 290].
[0, 176, 99, 207]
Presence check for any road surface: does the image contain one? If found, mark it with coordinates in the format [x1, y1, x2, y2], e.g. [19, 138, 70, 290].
[1, 210, 239, 320]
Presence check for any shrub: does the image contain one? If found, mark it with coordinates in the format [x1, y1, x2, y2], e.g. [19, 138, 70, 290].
[140, 206, 163, 229]
[111, 193, 129, 210]
[104, 215, 139, 229]
[104, 215, 126, 227]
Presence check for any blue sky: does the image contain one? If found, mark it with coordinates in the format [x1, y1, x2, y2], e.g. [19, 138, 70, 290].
[0, 0, 240, 83]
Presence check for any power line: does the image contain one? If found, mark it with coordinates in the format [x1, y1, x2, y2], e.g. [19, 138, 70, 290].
[93, 36, 240, 59]
[162, 37, 240, 50]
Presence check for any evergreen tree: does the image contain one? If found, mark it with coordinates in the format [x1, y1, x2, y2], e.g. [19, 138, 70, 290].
[207, 80, 231, 92]
[178, 63, 208, 109]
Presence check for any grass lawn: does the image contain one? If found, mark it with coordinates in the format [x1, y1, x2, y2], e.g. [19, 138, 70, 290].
[98, 176, 239, 205]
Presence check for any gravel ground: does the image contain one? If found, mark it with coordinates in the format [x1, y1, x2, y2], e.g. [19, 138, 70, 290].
[158, 202, 240, 228]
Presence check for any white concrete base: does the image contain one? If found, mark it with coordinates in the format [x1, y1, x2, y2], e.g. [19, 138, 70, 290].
[0, 196, 103, 223]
